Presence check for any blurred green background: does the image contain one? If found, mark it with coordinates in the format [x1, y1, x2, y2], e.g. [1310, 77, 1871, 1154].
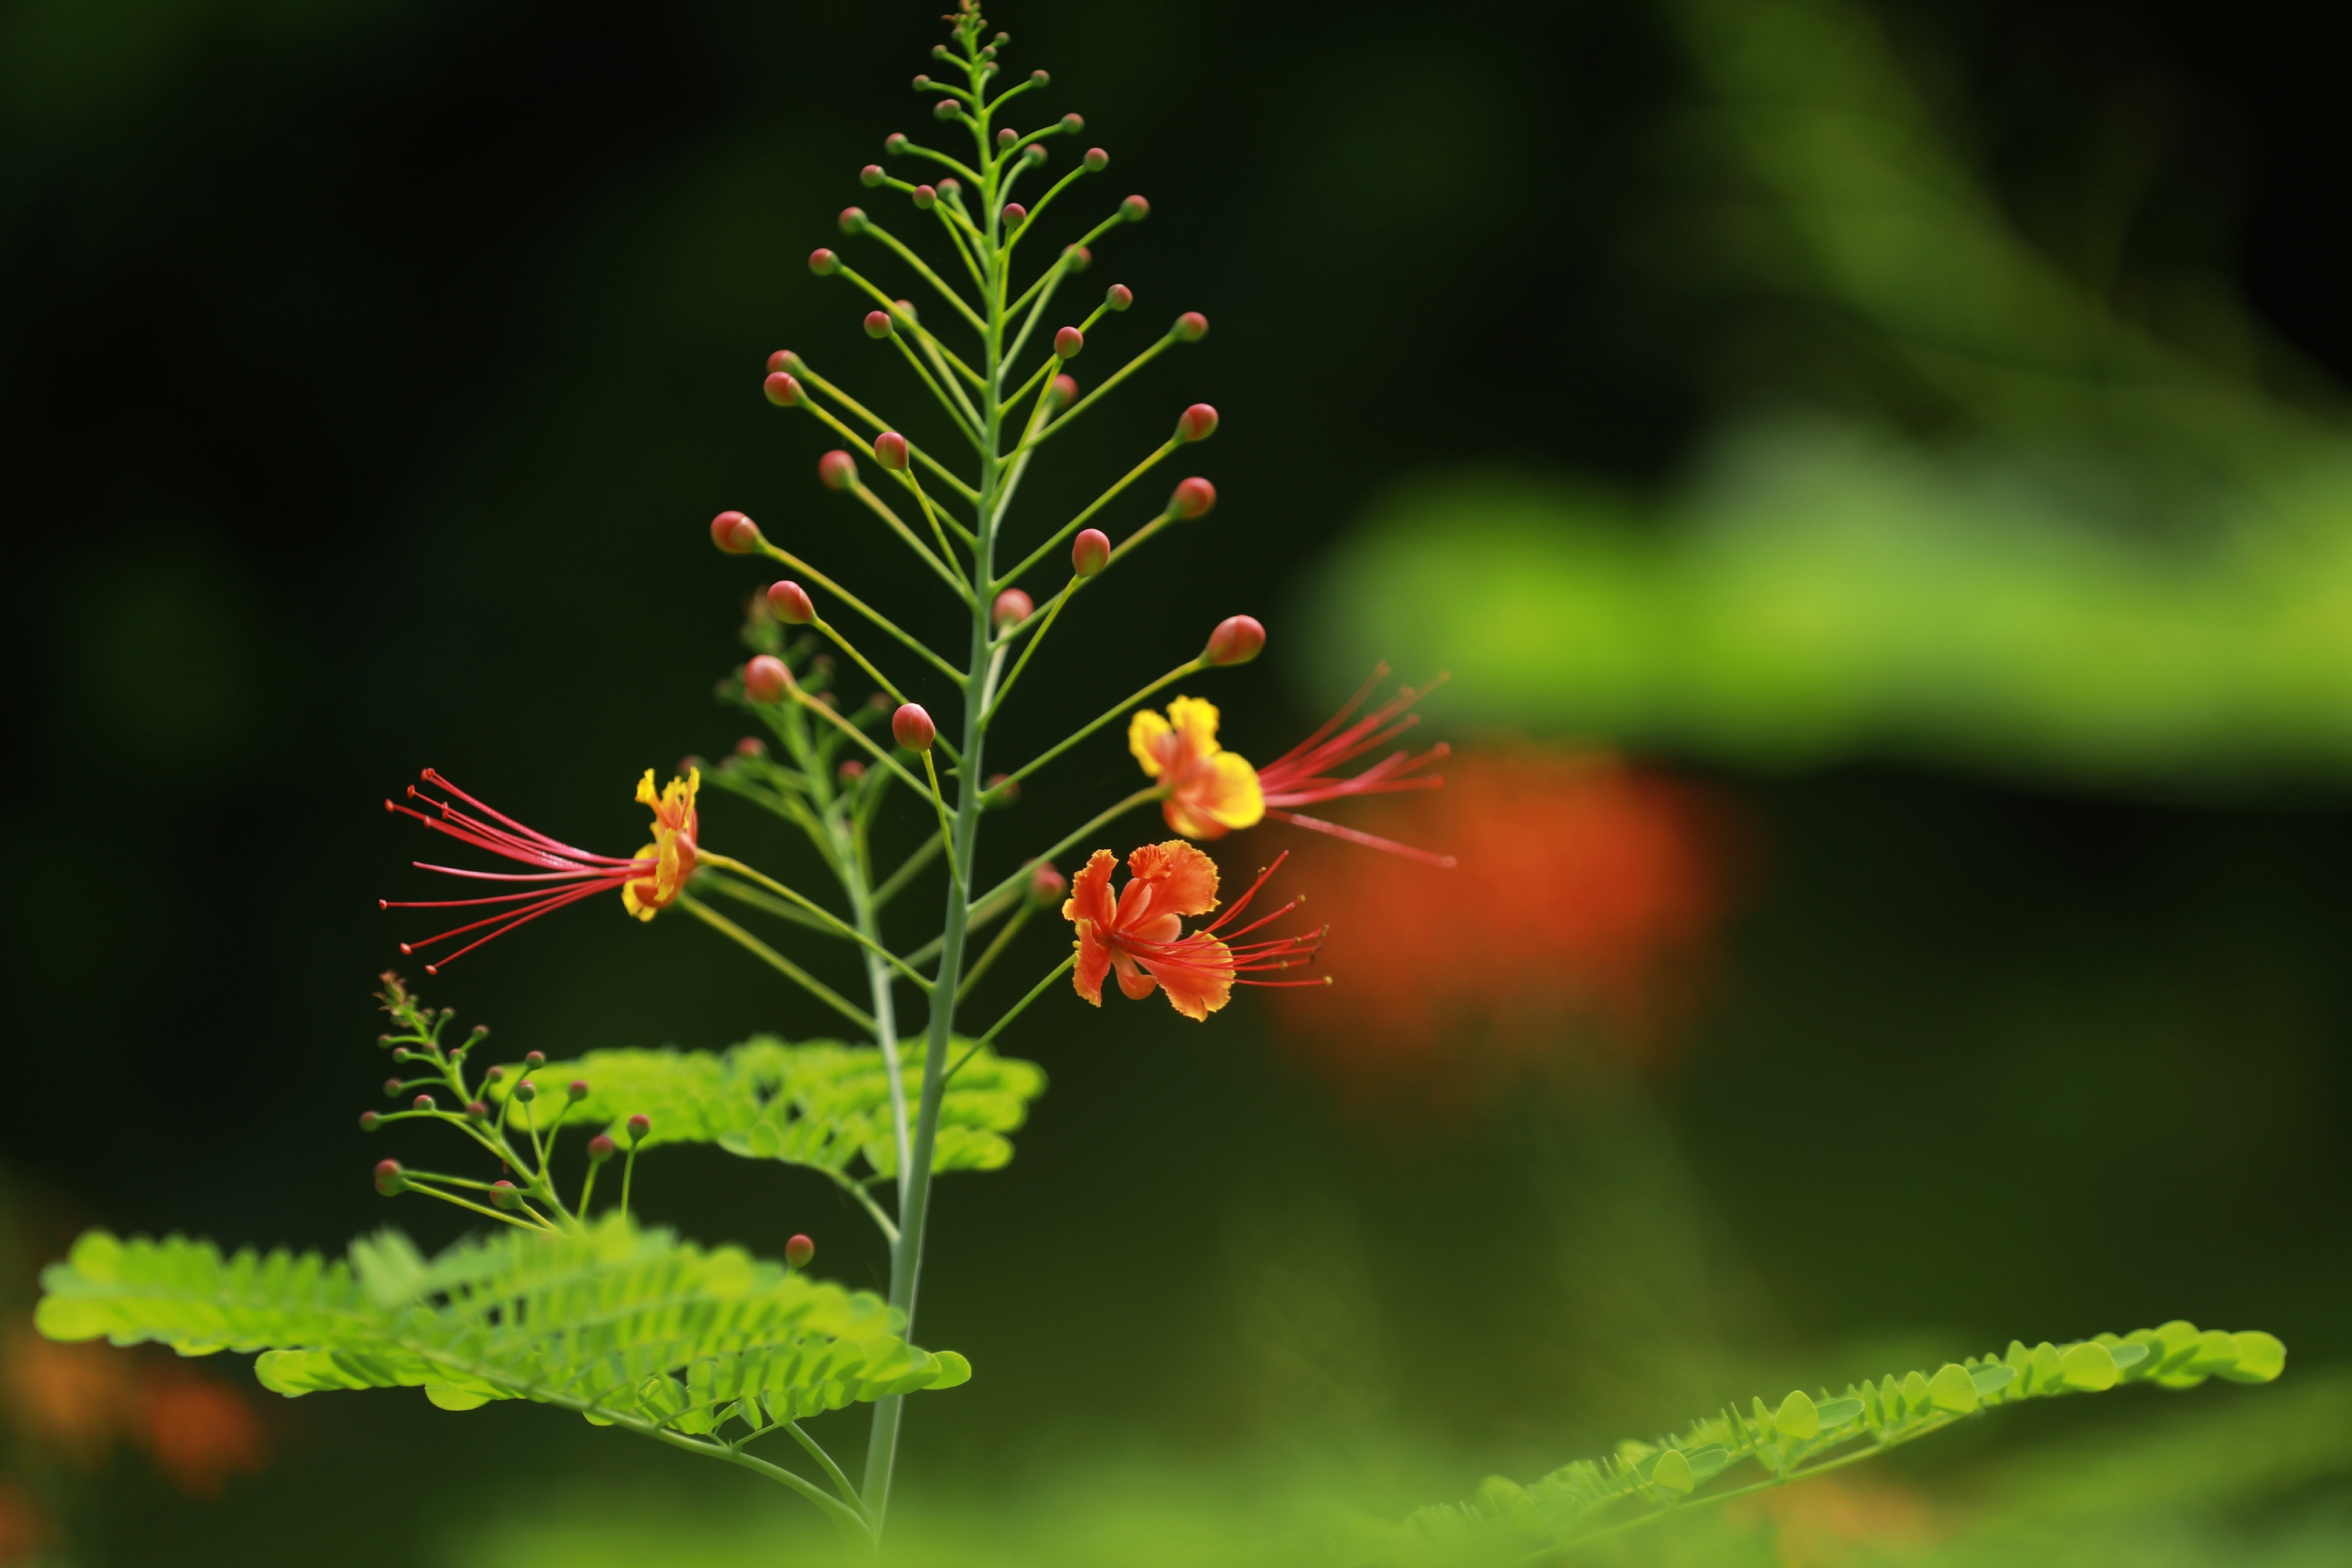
[4, 0, 2349, 1562]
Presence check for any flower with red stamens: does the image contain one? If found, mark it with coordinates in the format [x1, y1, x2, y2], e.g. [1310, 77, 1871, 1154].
[1061, 840, 1324, 1021]
[381, 768, 702, 972]
[1127, 697, 1263, 838]
[1126, 667, 1455, 866]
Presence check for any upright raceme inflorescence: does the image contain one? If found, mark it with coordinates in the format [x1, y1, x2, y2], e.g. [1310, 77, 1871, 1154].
[354, 0, 1438, 1541]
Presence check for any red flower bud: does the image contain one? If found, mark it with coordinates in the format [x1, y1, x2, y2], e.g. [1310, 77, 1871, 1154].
[1073, 528, 1111, 576]
[997, 126, 1018, 149]
[382, 1077, 401, 1097]
[486, 1065, 505, 1083]
[1105, 283, 1133, 310]
[886, 131, 909, 154]
[568, 1079, 590, 1103]
[1173, 311, 1208, 342]
[769, 581, 815, 625]
[526, 1052, 546, 1068]
[358, 1110, 380, 1131]
[491, 1180, 522, 1210]
[1028, 860, 1067, 905]
[1049, 374, 1079, 409]
[895, 297, 917, 321]
[809, 248, 838, 276]
[1003, 202, 1028, 228]
[1203, 614, 1267, 666]
[374, 1158, 405, 1195]
[912, 75, 930, 89]
[1030, 69, 1050, 86]
[913, 184, 937, 210]
[892, 702, 936, 752]
[1061, 112, 1085, 132]
[1121, 194, 1150, 221]
[1085, 146, 1109, 172]
[412, 1093, 435, 1110]
[1170, 477, 1217, 519]
[514, 1079, 537, 1103]
[627, 1113, 652, 1144]
[1054, 325, 1084, 359]
[873, 431, 910, 471]
[985, 771, 1019, 805]
[934, 98, 959, 120]
[993, 587, 1034, 629]
[744, 655, 789, 703]
[865, 308, 894, 339]
[735, 735, 766, 758]
[817, 449, 856, 490]
[785, 1233, 816, 1268]
[766, 348, 802, 374]
[763, 372, 803, 406]
[838, 206, 867, 234]
[939, 176, 962, 193]
[1176, 403, 1219, 442]
[587, 1133, 617, 1164]
[838, 758, 866, 784]
[467, 1101, 489, 1120]
[1062, 244, 1091, 271]
[860, 164, 884, 186]
[711, 509, 760, 552]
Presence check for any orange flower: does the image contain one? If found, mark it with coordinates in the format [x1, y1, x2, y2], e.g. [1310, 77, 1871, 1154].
[382, 767, 701, 971]
[1127, 696, 1263, 837]
[1128, 669, 1455, 865]
[139, 1363, 268, 1498]
[1061, 841, 1325, 1021]
[1273, 750, 1735, 1085]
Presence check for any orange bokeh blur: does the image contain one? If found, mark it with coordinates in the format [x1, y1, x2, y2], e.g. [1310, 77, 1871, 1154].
[3, 1329, 267, 1505]
[1267, 748, 1740, 1091]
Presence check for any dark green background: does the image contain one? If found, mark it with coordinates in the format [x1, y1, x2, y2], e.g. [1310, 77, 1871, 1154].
[4, 1, 2348, 1561]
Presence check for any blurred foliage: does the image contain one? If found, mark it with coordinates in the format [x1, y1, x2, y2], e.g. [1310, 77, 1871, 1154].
[1302, 0, 2352, 787]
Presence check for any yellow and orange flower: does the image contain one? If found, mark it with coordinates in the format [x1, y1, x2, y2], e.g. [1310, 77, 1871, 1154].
[383, 767, 701, 970]
[1127, 696, 1263, 837]
[1129, 669, 1456, 865]
[622, 768, 702, 919]
[1061, 839, 1324, 1021]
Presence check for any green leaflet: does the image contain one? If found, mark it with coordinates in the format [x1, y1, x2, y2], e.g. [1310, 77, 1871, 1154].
[1377, 1322, 2285, 1563]
[36, 1218, 969, 1438]
[495, 1035, 1046, 1181]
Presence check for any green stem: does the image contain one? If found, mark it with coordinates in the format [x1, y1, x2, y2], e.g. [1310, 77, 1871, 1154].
[862, 29, 997, 1533]
[676, 892, 879, 1032]
[954, 898, 1036, 1001]
[697, 855, 933, 992]
[992, 437, 1177, 590]
[752, 538, 967, 687]
[963, 785, 1165, 924]
[946, 954, 1073, 1082]
[994, 658, 1208, 791]
[791, 361, 979, 504]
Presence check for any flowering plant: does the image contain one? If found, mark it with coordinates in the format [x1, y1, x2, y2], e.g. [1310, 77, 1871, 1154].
[28, 4, 1434, 1547]
[24, 6, 2291, 1559]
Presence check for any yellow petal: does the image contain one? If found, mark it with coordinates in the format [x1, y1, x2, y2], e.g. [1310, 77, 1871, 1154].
[1165, 696, 1224, 758]
[1202, 751, 1265, 830]
[1127, 708, 1173, 778]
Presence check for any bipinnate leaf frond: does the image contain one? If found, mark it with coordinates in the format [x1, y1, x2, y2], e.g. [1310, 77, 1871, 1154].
[1379, 1322, 2286, 1563]
[36, 1218, 969, 1434]
[503, 1036, 1045, 1180]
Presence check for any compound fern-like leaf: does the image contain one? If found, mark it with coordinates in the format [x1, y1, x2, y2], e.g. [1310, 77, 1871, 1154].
[36, 1218, 969, 1436]
[1374, 1322, 2285, 1564]
[502, 1035, 1045, 1180]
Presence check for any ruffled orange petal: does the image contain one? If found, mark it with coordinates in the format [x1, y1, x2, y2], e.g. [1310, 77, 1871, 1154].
[1061, 849, 1118, 928]
[1071, 923, 1113, 1006]
[1138, 932, 1236, 1020]
[1126, 840, 1221, 918]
